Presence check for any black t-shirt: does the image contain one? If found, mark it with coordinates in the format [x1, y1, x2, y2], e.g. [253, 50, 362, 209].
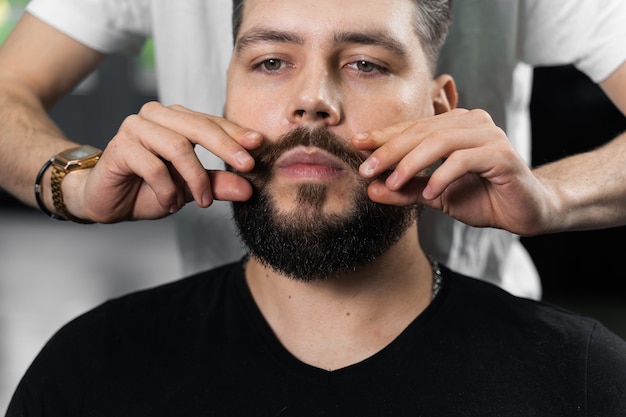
[6, 260, 626, 416]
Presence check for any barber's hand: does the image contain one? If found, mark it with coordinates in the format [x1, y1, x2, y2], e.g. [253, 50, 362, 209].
[66, 102, 262, 222]
[353, 108, 553, 236]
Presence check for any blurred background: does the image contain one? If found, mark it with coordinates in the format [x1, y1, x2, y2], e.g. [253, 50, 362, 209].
[1, 0, 625, 412]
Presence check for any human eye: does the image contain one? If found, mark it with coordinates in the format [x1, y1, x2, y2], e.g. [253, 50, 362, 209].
[346, 60, 389, 76]
[252, 57, 289, 74]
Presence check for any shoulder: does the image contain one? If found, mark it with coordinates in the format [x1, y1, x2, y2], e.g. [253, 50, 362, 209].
[92, 260, 244, 322]
[519, 0, 626, 80]
[7, 261, 246, 413]
[429, 265, 626, 411]
[37, 260, 245, 363]
[440, 265, 625, 350]
[441, 265, 626, 380]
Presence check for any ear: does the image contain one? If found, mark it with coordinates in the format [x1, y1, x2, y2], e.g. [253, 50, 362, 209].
[431, 74, 458, 114]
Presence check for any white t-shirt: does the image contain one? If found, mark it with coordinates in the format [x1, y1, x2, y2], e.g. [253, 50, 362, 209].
[26, 0, 626, 298]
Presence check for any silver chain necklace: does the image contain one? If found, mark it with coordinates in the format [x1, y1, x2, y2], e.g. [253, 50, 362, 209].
[430, 257, 443, 299]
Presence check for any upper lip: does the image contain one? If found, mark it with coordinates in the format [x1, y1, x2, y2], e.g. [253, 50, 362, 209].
[275, 147, 347, 170]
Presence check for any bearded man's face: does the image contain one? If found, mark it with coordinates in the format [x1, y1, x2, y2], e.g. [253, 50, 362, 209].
[231, 126, 418, 281]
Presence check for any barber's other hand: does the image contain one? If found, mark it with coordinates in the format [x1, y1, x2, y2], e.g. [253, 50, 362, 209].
[353, 108, 553, 236]
[65, 102, 262, 222]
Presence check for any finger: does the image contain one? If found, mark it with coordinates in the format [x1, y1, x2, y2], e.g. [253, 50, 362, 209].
[355, 122, 423, 178]
[356, 110, 473, 179]
[164, 159, 196, 206]
[383, 117, 507, 190]
[139, 102, 262, 172]
[170, 104, 264, 150]
[424, 146, 512, 199]
[208, 170, 254, 202]
[352, 121, 416, 150]
[112, 115, 212, 209]
[353, 109, 494, 179]
[383, 127, 478, 190]
[367, 177, 429, 206]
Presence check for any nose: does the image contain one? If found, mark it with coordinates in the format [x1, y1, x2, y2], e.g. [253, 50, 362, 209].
[288, 66, 341, 127]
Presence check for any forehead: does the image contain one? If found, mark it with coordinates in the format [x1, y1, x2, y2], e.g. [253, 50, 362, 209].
[237, 0, 420, 47]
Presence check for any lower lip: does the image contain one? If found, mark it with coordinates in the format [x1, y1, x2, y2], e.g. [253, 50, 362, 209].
[276, 163, 344, 180]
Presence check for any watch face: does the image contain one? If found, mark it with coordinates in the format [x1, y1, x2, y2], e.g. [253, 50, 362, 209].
[60, 145, 101, 160]
[55, 145, 102, 170]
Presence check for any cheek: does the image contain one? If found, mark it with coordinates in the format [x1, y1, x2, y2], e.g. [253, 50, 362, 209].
[387, 89, 433, 119]
[346, 92, 431, 130]
[224, 85, 255, 125]
[225, 90, 286, 136]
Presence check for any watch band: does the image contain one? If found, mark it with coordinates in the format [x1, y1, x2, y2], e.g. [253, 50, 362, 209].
[34, 156, 66, 221]
[47, 145, 102, 224]
[34, 145, 102, 223]
[50, 165, 94, 224]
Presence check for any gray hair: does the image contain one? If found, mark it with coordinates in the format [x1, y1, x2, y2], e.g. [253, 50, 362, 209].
[231, 0, 452, 71]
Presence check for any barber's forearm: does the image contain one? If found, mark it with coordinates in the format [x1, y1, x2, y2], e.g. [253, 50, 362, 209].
[0, 78, 78, 210]
[533, 130, 626, 233]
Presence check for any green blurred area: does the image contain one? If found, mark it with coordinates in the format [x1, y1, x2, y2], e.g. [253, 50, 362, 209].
[0, 22, 14, 44]
[138, 37, 155, 71]
[0, 0, 27, 43]
[0, 0, 155, 70]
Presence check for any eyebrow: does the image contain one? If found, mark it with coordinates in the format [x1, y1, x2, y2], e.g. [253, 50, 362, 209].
[235, 29, 304, 53]
[333, 30, 408, 60]
[235, 28, 409, 60]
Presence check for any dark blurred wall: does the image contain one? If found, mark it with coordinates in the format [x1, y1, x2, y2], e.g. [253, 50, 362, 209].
[522, 65, 626, 296]
[49, 54, 156, 151]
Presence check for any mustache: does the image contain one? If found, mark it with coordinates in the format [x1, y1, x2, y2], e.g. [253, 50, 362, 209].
[252, 126, 366, 174]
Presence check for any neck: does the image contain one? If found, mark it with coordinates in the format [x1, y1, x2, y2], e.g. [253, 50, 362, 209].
[244, 224, 434, 371]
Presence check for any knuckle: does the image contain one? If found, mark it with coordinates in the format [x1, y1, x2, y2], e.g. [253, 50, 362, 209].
[143, 159, 166, 180]
[119, 113, 141, 130]
[468, 108, 494, 124]
[168, 136, 193, 156]
[367, 128, 386, 143]
[139, 101, 163, 114]
[428, 128, 447, 142]
[377, 140, 402, 159]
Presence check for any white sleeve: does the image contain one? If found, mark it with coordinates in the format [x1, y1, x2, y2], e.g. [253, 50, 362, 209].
[25, 0, 150, 54]
[520, 0, 626, 83]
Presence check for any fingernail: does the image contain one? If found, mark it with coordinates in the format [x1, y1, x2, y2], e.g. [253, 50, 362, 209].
[236, 150, 253, 167]
[202, 190, 213, 207]
[169, 204, 179, 214]
[353, 132, 369, 142]
[387, 171, 399, 188]
[244, 130, 262, 144]
[422, 184, 434, 200]
[360, 156, 378, 177]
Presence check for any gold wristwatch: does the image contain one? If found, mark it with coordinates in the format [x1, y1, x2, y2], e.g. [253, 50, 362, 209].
[50, 145, 102, 223]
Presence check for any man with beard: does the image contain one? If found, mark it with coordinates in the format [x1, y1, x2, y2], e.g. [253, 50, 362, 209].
[6, 0, 626, 415]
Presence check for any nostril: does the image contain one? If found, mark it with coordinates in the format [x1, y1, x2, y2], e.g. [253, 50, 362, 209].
[294, 109, 335, 122]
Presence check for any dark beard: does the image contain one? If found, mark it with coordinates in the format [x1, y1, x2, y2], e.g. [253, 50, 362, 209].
[231, 126, 418, 281]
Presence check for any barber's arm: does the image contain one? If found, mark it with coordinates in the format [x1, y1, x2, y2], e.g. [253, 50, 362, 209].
[529, 61, 626, 232]
[0, 12, 101, 209]
[0, 13, 261, 224]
